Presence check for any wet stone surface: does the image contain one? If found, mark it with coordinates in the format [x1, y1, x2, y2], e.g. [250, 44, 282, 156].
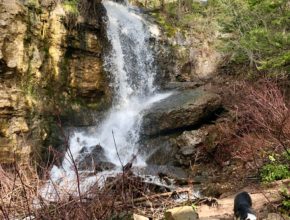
[77, 144, 116, 172]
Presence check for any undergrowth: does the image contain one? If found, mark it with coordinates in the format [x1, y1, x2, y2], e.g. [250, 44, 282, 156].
[260, 154, 290, 183]
[200, 79, 290, 180]
[63, 0, 79, 15]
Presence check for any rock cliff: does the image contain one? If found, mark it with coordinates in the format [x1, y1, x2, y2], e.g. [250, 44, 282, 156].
[0, 0, 110, 165]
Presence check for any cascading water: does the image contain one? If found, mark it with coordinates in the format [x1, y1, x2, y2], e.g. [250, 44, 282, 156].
[42, 0, 172, 199]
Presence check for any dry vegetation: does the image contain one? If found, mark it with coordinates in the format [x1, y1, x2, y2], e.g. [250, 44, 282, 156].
[0, 155, 194, 219]
[200, 79, 290, 178]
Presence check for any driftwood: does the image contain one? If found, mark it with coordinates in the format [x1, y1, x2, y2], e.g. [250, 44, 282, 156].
[115, 188, 191, 206]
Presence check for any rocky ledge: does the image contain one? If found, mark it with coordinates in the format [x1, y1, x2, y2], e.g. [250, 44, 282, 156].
[141, 88, 222, 137]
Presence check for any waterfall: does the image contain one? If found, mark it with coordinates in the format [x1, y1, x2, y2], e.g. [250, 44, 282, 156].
[42, 0, 171, 199]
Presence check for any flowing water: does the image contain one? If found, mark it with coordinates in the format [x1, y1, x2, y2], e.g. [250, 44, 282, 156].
[42, 0, 172, 199]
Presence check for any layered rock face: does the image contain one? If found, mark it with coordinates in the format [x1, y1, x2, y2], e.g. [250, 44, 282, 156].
[0, 86, 29, 163]
[142, 88, 221, 136]
[141, 88, 221, 167]
[0, 0, 110, 164]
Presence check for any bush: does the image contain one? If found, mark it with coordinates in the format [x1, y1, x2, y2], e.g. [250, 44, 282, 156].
[208, 80, 290, 170]
[260, 163, 290, 182]
[230, 80, 290, 158]
[63, 0, 79, 15]
[208, 0, 290, 74]
[260, 151, 290, 182]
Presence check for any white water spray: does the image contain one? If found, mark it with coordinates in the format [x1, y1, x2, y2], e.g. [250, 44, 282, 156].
[42, 0, 171, 199]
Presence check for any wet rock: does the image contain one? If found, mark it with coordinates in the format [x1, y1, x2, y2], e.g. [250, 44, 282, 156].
[133, 165, 188, 180]
[142, 135, 179, 165]
[69, 53, 110, 103]
[141, 88, 222, 136]
[94, 161, 116, 172]
[165, 206, 198, 220]
[77, 145, 115, 171]
[163, 81, 203, 91]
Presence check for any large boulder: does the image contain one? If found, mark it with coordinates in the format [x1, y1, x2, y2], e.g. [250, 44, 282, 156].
[142, 128, 208, 167]
[141, 88, 222, 136]
[141, 135, 179, 165]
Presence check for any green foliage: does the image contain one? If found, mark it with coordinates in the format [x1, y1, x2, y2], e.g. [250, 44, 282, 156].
[146, 0, 289, 75]
[151, 11, 177, 37]
[280, 185, 290, 213]
[261, 163, 290, 182]
[63, 0, 79, 15]
[191, 204, 197, 211]
[150, 1, 216, 38]
[260, 154, 290, 182]
[26, 0, 40, 8]
[208, 0, 290, 74]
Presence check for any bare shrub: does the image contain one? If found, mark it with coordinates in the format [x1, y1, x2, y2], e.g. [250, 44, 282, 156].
[233, 80, 290, 155]
[0, 157, 184, 220]
[0, 162, 39, 219]
[214, 79, 290, 165]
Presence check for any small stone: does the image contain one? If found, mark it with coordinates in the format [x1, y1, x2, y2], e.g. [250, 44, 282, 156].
[180, 146, 196, 155]
[133, 213, 149, 220]
[165, 206, 198, 220]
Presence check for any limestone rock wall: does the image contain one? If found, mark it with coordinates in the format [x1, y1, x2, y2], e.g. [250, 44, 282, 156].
[0, 0, 109, 165]
[171, 35, 222, 82]
[154, 18, 222, 85]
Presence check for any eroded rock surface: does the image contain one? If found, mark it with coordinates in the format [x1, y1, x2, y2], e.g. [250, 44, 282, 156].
[141, 88, 222, 136]
[143, 128, 208, 167]
[76, 145, 116, 172]
[0, 0, 109, 164]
